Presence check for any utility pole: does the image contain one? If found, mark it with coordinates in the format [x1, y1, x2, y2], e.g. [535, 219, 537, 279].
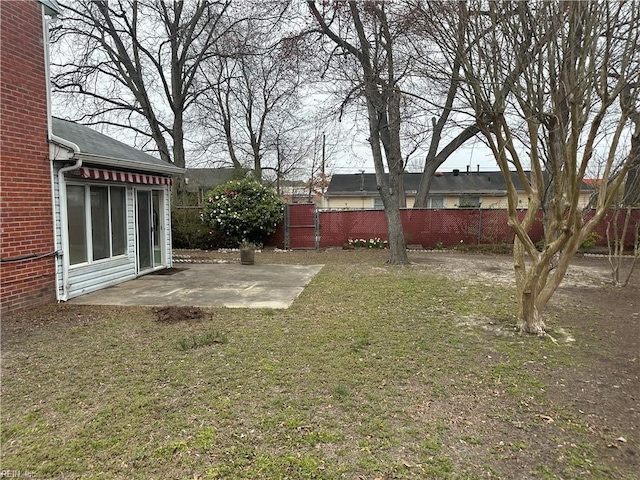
[321, 132, 326, 177]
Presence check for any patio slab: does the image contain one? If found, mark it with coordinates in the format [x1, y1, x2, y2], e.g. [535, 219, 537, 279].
[68, 263, 324, 309]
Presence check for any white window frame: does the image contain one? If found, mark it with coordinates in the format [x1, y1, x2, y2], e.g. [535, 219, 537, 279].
[67, 182, 128, 267]
[458, 195, 481, 209]
[427, 196, 445, 209]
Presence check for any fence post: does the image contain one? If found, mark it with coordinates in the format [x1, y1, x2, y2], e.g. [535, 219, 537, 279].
[315, 209, 320, 250]
[478, 207, 483, 244]
[284, 204, 290, 250]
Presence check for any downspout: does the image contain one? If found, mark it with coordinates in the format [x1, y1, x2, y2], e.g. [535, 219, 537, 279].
[42, 6, 74, 301]
[51, 127, 82, 302]
[56, 156, 82, 302]
[42, 5, 82, 301]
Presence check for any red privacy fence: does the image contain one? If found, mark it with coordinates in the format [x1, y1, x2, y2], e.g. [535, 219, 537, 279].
[318, 209, 542, 248]
[269, 207, 640, 250]
[285, 204, 317, 249]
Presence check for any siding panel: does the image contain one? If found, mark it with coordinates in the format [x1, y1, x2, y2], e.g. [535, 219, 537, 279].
[68, 257, 136, 299]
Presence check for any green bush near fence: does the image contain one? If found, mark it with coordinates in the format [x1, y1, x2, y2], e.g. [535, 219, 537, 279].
[171, 206, 225, 250]
[202, 179, 285, 247]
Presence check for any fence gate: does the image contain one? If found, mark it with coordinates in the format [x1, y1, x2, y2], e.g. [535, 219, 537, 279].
[285, 204, 317, 249]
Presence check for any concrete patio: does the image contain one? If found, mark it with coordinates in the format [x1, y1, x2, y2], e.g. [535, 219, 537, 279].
[68, 263, 324, 309]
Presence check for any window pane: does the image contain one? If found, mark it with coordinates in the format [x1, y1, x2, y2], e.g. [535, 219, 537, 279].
[459, 195, 480, 208]
[90, 186, 110, 260]
[373, 197, 384, 210]
[67, 185, 87, 265]
[429, 196, 444, 209]
[110, 187, 126, 256]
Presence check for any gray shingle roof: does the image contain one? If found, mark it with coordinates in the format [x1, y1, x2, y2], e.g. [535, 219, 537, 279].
[184, 168, 245, 191]
[325, 171, 590, 196]
[52, 117, 183, 174]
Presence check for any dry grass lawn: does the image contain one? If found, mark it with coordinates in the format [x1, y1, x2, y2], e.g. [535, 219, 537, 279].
[1, 249, 638, 479]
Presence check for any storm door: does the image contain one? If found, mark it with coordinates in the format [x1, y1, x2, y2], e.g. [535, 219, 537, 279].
[136, 189, 164, 272]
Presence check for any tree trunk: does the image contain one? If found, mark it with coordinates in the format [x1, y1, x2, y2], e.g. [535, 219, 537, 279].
[308, 0, 409, 264]
[414, 160, 439, 208]
[414, 125, 481, 208]
[253, 155, 262, 182]
[385, 198, 407, 264]
[518, 288, 546, 335]
[623, 122, 640, 205]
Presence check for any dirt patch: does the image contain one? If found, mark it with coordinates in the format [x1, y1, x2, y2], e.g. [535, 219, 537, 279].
[544, 278, 640, 475]
[154, 306, 205, 323]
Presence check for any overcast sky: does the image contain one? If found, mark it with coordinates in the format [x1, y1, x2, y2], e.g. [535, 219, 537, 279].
[332, 134, 499, 175]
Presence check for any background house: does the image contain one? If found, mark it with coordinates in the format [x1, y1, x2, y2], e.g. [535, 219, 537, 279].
[324, 170, 594, 210]
[275, 179, 323, 205]
[1, 0, 60, 314]
[182, 168, 323, 206]
[183, 168, 243, 205]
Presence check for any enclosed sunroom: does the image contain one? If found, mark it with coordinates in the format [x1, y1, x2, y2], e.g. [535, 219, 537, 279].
[50, 117, 184, 301]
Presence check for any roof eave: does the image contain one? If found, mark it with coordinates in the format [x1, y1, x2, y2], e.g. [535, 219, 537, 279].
[324, 191, 377, 197]
[74, 153, 185, 175]
[38, 0, 61, 17]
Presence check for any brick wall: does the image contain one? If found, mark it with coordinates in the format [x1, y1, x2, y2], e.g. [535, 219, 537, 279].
[1, 0, 57, 314]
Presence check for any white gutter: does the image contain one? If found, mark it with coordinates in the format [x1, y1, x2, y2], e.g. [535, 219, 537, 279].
[73, 153, 185, 175]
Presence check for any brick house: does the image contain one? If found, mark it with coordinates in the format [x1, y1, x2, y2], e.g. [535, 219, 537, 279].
[1, 0, 183, 313]
[1, 0, 60, 314]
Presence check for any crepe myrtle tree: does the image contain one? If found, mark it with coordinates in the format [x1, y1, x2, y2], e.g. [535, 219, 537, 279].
[202, 179, 285, 246]
[454, 1, 640, 334]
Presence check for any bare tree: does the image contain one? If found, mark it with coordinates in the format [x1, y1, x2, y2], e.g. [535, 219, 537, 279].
[622, 84, 640, 205]
[409, 1, 481, 207]
[194, 11, 306, 182]
[607, 105, 640, 286]
[51, 0, 233, 169]
[607, 204, 639, 287]
[308, 1, 413, 264]
[454, 1, 640, 334]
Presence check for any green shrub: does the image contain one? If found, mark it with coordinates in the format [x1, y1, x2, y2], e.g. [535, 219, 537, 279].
[202, 179, 285, 246]
[171, 207, 224, 250]
[580, 231, 602, 250]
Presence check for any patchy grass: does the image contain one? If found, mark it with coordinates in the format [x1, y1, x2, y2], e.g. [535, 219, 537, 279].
[177, 330, 228, 350]
[1, 251, 637, 479]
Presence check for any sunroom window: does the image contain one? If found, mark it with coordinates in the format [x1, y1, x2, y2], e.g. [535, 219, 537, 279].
[67, 184, 127, 265]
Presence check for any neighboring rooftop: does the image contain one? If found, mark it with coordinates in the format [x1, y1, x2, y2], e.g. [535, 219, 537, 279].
[325, 171, 592, 196]
[184, 168, 246, 191]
